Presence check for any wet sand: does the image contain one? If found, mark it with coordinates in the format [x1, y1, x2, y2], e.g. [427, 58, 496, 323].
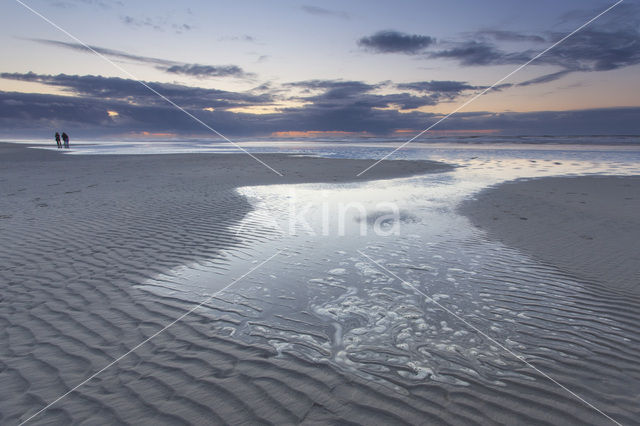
[3, 143, 639, 425]
[0, 143, 454, 424]
[459, 175, 640, 294]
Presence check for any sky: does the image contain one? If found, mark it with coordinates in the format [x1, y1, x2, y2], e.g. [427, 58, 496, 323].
[0, 0, 639, 139]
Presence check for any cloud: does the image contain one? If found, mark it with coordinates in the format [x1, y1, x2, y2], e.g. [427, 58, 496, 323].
[429, 41, 532, 66]
[0, 90, 238, 137]
[395, 80, 486, 104]
[474, 30, 546, 43]
[301, 5, 350, 19]
[429, 4, 640, 77]
[2, 86, 639, 138]
[430, 25, 640, 72]
[0, 74, 453, 136]
[120, 13, 193, 33]
[543, 26, 640, 72]
[47, 0, 123, 9]
[358, 30, 435, 54]
[3, 87, 639, 138]
[32, 38, 173, 66]
[164, 64, 248, 78]
[285, 79, 438, 110]
[2, 73, 450, 117]
[31, 39, 249, 79]
[217, 35, 256, 42]
[0, 90, 130, 127]
[516, 70, 573, 87]
[541, 4, 640, 73]
[0, 72, 269, 109]
[286, 79, 377, 97]
[397, 80, 479, 94]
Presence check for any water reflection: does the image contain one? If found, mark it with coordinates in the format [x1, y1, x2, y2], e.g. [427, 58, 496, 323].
[137, 146, 640, 411]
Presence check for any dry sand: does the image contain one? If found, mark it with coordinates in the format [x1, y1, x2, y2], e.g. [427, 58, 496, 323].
[0, 143, 459, 424]
[459, 175, 640, 294]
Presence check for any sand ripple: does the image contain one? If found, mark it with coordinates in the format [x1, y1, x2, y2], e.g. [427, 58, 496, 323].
[1, 145, 638, 425]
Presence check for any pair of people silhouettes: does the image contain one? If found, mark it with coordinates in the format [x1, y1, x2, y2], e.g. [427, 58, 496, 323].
[55, 132, 69, 149]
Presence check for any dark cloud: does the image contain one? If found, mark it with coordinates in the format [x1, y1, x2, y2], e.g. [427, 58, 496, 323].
[395, 80, 486, 104]
[31, 39, 249, 79]
[429, 41, 532, 66]
[286, 80, 377, 97]
[543, 26, 640, 72]
[369, 93, 439, 110]
[285, 79, 437, 110]
[164, 64, 248, 78]
[517, 70, 573, 87]
[358, 30, 435, 54]
[3, 87, 639, 138]
[301, 5, 350, 19]
[2, 87, 639, 138]
[0, 72, 270, 109]
[538, 4, 640, 73]
[429, 4, 640, 79]
[397, 80, 479, 94]
[0, 91, 115, 125]
[430, 25, 640, 72]
[0, 74, 445, 137]
[0, 90, 228, 137]
[35, 74, 388, 113]
[32, 38, 173, 66]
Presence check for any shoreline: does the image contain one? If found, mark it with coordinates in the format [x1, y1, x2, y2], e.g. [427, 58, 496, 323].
[459, 175, 640, 294]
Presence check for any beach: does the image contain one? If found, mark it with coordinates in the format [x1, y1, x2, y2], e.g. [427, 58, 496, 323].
[2, 142, 640, 425]
[0, 143, 457, 424]
[459, 176, 640, 294]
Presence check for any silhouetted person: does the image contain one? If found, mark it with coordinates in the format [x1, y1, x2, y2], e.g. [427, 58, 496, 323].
[62, 132, 69, 149]
[55, 132, 61, 149]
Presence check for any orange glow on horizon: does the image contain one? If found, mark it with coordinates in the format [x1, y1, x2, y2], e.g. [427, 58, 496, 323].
[126, 131, 178, 138]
